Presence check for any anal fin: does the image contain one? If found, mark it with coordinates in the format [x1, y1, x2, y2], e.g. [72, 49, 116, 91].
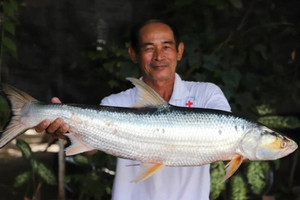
[222, 154, 244, 182]
[65, 132, 95, 156]
[131, 163, 164, 183]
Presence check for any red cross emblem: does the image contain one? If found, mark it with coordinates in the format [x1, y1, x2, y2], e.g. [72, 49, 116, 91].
[186, 100, 194, 108]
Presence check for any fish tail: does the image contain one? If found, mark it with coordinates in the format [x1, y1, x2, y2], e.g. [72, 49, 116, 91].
[0, 84, 36, 148]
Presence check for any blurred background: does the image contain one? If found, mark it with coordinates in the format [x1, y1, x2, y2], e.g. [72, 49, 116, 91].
[0, 0, 299, 199]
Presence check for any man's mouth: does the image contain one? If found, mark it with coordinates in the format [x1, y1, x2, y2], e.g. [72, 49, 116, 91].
[150, 62, 169, 69]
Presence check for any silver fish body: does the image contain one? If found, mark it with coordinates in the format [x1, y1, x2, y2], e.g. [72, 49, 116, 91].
[6, 101, 297, 165]
[0, 79, 298, 182]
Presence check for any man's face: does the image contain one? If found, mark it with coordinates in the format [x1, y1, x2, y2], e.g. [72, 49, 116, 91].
[129, 22, 184, 82]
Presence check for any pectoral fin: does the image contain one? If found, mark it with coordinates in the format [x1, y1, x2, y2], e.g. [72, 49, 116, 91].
[222, 154, 244, 182]
[131, 163, 164, 183]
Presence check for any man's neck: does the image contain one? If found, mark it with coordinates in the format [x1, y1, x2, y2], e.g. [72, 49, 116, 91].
[143, 76, 175, 102]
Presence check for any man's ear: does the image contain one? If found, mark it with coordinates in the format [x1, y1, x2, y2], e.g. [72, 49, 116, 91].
[128, 46, 139, 64]
[177, 42, 184, 61]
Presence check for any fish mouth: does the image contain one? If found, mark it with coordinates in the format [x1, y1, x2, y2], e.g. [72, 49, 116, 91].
[279, 140, 298, 157]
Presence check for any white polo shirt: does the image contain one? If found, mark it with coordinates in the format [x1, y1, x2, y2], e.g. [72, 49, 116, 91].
[101, 74, 231, 200]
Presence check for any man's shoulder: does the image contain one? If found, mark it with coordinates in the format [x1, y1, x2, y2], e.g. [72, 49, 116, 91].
[100, 87, 137, 107]
[182, 80, 221, 94]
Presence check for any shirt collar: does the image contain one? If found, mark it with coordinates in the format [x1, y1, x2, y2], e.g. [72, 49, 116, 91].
[169, 73, 189, 101]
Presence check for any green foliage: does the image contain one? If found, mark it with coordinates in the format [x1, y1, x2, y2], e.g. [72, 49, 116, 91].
[0, 0, 18, 81]
[258, 115, 300, 129]
[246, 161, 270, 195]
[0, 95, 10, 129]
[14, 139, 57, 198]
[161, 0, 300, 116]
[0, 0, 17, 129]
[16, 138, 32, 160]
[65, 152, 114, 199]
[210, 162, 226, 199]
[14, 171, 31, 188]
[230, 174, 247, 200]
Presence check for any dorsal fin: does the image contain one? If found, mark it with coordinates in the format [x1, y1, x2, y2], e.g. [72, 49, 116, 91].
[126, 77, 168, 108]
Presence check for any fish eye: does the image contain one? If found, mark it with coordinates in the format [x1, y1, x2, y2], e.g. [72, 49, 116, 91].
[280, 141, 288, 148]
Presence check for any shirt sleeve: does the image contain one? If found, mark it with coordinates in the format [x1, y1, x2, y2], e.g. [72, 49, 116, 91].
[100, 87, 137, 107]
[100, 96, 115, 106]
[203, 83, 231, 112]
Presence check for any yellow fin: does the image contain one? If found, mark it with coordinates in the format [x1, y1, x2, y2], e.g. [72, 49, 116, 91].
[131, 163, 164, 183]
[126, 77, 167, 107]
[222, 154, 244, 182]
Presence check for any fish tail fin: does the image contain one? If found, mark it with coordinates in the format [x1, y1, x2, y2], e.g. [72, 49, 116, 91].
[0, 84, 36, 148]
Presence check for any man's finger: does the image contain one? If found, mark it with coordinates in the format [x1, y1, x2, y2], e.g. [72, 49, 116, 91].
[58, 123, 70, 134]
[46, 118, 63, 134]
[51, 97, 61, 104]
[35, 119, 51, 133]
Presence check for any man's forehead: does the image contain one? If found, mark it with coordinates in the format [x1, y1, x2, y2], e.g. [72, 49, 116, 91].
[139, 23, 175, 39]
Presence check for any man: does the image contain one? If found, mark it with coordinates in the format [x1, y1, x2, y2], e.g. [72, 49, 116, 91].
[35, 19, 230, 199]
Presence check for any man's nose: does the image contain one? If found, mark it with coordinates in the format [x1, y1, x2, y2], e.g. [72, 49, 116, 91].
[153, 48, 164, 60]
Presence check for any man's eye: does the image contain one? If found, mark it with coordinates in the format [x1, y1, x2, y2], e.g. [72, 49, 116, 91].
[145, 47, 154, 51]
[164, 46, 171, 49]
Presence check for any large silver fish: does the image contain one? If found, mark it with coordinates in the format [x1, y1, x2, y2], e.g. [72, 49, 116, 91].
[0, 78, 298, 182]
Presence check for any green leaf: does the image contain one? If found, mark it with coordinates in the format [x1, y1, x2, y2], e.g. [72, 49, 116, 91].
[210, 162, 226, 199]
[36, 161, 57, 185]
[255, 104, 277, 116]
[14, 171, 31, 188]
[246, 161, 269, 194]
[10, 0, 18, 11]
[0, 95, 10, 128]
[229, 0, 243, 9]
[106, 186, 112, 195]
[30, 159, 39, 172]
[3, 36, 17, 58]
[230, 174, 247, 200]
[2, 21, 15, 35]
[74, 154, 90, 165]
[108, 80, 119, 88]
[3, 0, 16, 18]
[258, 115, 300, 129]
[3, 36, 16, 51]
[254, 44, 268, 60]
[16, 139, 32, 160]
[221, 68, 241, 89]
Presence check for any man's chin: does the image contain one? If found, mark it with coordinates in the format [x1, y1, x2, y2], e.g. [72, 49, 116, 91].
[150, 74, 174, 81]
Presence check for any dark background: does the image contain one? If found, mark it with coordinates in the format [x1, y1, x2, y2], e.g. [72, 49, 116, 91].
[0, 0, 300, 199]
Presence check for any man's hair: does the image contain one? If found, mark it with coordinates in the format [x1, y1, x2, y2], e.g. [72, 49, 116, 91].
[130, 19, 181, 53]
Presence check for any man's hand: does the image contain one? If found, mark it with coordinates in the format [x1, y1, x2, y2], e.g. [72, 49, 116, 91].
[34, 97, 69, 139]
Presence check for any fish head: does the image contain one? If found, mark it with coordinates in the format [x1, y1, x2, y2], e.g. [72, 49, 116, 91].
[239, 126, 298, 160]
